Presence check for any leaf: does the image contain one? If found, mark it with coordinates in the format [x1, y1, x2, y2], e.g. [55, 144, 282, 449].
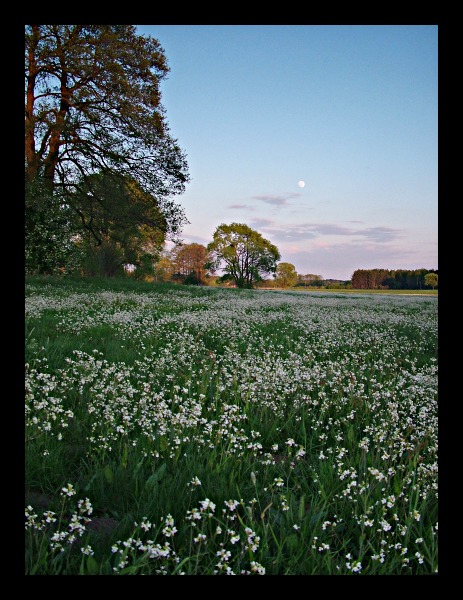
[117, 564, 141, 575]
[145, 462, 166, 492]
[286, 533, 299, 551]
[310, 510, 328, 525]
[153, 461, 167, 482]
[260, 502, 273, 521]
[103, 465, 113, 484]
[298, 494, 306, 521]
[86, 555, 99, 575]
[121, 443, 128, 468]
[347, 424, 356, 444]
[159, 436, 169, 453]
[84, 471, 99, 492]
[172, 556, 191, 575]
[144, 473, 159, 493]
[133, 458, 145, 476]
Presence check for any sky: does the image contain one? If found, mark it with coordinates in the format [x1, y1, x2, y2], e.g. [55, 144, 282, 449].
[136, 25, 438, 281]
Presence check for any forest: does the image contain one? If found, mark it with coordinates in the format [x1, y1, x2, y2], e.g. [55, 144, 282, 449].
[350, 268, 438, 290]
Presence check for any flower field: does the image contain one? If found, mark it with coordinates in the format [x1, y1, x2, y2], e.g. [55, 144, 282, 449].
[25, 277, 438, 575]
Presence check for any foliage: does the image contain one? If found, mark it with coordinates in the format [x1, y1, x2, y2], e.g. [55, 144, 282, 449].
[79, 241, 126, 278]
[296, 273, 324, 287]
[275, 262, 298, 288]
[153, 250, 176, 282]
[351, 268, 438, 290]
[207, 223, 280, 289]
[25, 177, 82, 275]
[25, 25, 189, 271]
[71, 171, 166, 276]
[424, 273, 438, 290]
[172, 243, 209, 285]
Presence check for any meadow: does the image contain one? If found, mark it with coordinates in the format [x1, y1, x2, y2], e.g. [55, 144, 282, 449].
[25, 276, 438, 575]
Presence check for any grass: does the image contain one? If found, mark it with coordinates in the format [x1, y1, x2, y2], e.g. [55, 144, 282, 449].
[25, 275, 438, 575]
[269, 287, 438, 296]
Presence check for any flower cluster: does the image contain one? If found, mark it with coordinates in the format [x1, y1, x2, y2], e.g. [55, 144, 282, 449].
[26, 282, 437, 574]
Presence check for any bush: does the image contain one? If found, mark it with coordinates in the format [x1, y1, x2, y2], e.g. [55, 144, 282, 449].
[81, 242, 125, 278]
[25, 178, 81, 275]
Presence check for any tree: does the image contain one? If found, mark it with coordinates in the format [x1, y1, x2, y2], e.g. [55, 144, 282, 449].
[25, 25, 189, 271]
[351, 268, 436, 290]
[72, 171, 166, 276]
[297, 273, 323, 287]
[153, 249, 176, 282]
[25, 175, 82, 274]
[207, 223, 280, 289]
[172, 243, 209, 285]
[275, 262, 298, 288]
[424, 273, 438, 290]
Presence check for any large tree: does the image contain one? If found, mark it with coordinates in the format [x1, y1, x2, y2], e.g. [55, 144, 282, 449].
[207, 223, 280, 289]
[153, 249, 176, 282]
[424, 272, 438, 290]
[73, 170, 167, 274]
[25, 25, 189, 271]
[275, 262, 298, 288]
[172, 243, 209, 285]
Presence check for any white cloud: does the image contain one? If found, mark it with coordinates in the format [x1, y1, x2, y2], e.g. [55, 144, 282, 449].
[228, 203, 255, 210]
[248, 219, 404, 244]
[252, 193, 301, 206]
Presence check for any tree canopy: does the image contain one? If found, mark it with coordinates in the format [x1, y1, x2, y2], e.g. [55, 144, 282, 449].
[275, 262, 298, 288]
[207, 223, 280, 289]
[25, 176, 80, 275]
[25, 25, 190, 273]
[172, 243, 209, 285]
[351, 268, 437, 290]
[424, 273, 438, 290]
[297, 273, 323, 287]
[73, 171, 166, 263]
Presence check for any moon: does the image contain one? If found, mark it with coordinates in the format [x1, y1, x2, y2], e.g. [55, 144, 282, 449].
[298, 180, 305, 188]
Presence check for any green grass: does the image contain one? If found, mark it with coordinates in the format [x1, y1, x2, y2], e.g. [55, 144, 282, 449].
[275, 287, 438, 296]
[25, 275, 438, 575]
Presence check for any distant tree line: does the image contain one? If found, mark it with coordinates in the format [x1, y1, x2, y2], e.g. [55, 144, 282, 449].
[150, 257, 438, 291]
[351, 268, 438, 290]
[296, 274, 324, 287]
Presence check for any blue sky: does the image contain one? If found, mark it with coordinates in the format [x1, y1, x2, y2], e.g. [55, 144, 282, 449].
[136, 25, 438, 280]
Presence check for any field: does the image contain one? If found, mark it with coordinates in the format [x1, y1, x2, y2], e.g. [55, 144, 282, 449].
[25, 276, 438, 575]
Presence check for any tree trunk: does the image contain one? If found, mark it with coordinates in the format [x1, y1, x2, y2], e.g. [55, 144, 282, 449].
[25, 25, 40, 181]
[43, 42, 71, 185]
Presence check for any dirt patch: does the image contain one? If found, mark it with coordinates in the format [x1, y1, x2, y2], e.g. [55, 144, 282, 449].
[25, 491, 54, 510]
[86, 517, 120, 541]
